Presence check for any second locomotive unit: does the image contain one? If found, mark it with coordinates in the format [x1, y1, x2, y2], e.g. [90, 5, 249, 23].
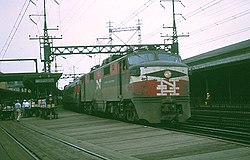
[63, 48, 191, 123]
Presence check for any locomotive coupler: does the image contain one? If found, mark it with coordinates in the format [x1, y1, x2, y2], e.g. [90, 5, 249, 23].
[161, 98, 182, 122]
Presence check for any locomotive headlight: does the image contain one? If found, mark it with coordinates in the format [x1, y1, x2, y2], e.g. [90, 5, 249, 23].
[164, 71, 171, 78]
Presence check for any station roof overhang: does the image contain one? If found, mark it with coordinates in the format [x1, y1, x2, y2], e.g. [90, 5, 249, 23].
[0, 72, 62, 90]
[183, 39, 250, 72]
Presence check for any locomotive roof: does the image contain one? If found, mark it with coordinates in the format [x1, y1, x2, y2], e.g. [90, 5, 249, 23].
[101, 55, 124, 66]
[89, 49, 179, 72]
[64, 78, 80, 89]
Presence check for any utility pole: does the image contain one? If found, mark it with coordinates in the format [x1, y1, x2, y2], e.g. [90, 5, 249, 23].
[43, 0, 51, 73]
[136, 18, 142, 44]
[108, 19, 142, 44]
[171, 0, 178, 54]
[108, 21, 113, 44]
[96, 21, 113, 45]
[29, 0, 61, 73]
[160, 0, 188, 54]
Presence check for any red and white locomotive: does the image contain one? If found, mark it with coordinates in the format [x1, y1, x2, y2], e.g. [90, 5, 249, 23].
[63, 49, 190, 123]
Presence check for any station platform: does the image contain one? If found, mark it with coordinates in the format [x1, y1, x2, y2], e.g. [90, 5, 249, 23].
[1, 107, 249, 160]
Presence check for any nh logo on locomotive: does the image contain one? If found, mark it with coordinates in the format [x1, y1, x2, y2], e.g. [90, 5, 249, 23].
[156, 79, 179, 96]
[96, 79, 101, 90]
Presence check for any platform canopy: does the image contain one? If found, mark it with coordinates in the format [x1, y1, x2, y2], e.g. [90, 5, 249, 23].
[0, 72, 62, 97]
[184, 39, 250, 72]
[0, 72, 61, 82]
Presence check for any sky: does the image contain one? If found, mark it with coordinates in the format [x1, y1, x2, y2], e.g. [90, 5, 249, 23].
[0, 0, 250, 89]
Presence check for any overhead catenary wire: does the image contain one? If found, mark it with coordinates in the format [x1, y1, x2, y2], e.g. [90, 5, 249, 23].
[61, 0, 97, 34]
[179, 1, 250, 53]
[55, 0, 97, 73]
[29, 0, 249, 88]
[190, 9, 250, 35]
[66, 0, 157, 71]
[182, 26, 250, 51]
[117, 0, 157, 28]
[142, 0, 225, 42]
[142, 0, 250, 46]
[96, 0, 157, 45]
[184, 0, 224, 19]
[29, 0, 44, 37]
[68, 0, 250, 68]
[25, 1, 250, 68]
[60, 0, 86, 24]
[0, 0, 31, 60]
[177, 0, 249, 26]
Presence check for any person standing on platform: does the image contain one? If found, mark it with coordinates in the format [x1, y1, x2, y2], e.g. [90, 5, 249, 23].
[30, 99, 35, 116]
[40, 99, 47, 119]
[205, 92, 212, 107]
[14, 100, 22, 122]
[22, 100, 30, 117]
[47, 94, 55, 120]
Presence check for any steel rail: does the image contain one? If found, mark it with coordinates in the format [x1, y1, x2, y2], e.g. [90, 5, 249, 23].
[162, 123, 250, 146]
[0, 126, 40, 160]
[21, 124, 111, 160]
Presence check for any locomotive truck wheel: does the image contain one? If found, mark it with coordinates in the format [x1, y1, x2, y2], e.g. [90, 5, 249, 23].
[83, 106, 87, 113]
[126, 109, 138, 122]
[88, 106, 93, 115]
[112, 106, 119, 119]
[85, 105, 90, 114]
[126, 110, 134, 122]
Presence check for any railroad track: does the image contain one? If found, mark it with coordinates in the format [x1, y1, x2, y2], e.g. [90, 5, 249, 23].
[0, 122, 111, 160]
[0, 126, 39, 160]
[161, 122, 250, 145]
[190, 108, 250, 132]
[159, 108, 250, 145]
[22, 124, 111, 160]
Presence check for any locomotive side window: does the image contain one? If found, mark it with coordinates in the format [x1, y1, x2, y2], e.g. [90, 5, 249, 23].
[90, 72, 94, 80]
[104, 65, 110, 75]
[122, 59, 127, 71]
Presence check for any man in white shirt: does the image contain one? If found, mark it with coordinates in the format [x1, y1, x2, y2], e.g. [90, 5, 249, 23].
[22, 100, 30, 117]
[14, 100, 22, 122]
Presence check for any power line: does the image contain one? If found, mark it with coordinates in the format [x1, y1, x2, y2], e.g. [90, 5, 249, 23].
[61, 0, 97, 34]
[182, 26, 250, 51]
[177, 0, 249, 27]
[0, 0, 32, 60]
[143, 0, 250, 44]
[190, 9, 250, 35]
[143, 0, 224, 41]
[117, 0, 157, 28]
[184, 0, 224, 19]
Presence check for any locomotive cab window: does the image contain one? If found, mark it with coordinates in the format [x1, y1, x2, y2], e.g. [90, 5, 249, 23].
[128, 53, 154, 66]
[158, 53, 182, 62]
